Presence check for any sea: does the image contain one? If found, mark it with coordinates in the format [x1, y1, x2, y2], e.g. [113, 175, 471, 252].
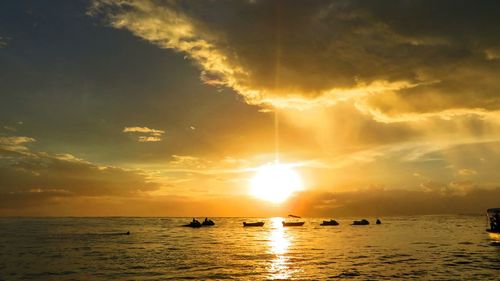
[0, 215, 498, 280]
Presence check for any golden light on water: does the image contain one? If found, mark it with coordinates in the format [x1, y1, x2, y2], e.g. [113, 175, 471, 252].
[268, 217, 292, 279]
[250, 162, 303, 203]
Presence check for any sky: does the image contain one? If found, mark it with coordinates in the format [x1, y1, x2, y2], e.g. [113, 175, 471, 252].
[1, 0, 500, 216]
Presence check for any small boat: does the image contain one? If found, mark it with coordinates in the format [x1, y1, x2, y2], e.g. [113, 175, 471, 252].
[320, 219, 339, 226]
[288, 214, 301, 218]
[202, 218, 215, 226]
[486, 208, 500, 239]
[376, 219, 382, 225]
[352, 219, 369, 225]
[282, 221, 305, 227]
[243, 222, 265, 227]
[183, 220, 201, 228]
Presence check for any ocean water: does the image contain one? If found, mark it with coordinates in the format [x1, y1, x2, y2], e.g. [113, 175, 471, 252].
[0, 216, 498, 280]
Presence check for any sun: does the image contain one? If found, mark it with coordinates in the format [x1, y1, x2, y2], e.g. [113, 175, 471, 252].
[250, 162, 303, 203]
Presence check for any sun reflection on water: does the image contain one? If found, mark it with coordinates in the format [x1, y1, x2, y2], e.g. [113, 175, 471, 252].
[268, 217, 292, 279]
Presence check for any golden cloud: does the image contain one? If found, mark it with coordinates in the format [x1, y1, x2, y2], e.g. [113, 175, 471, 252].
[91, 0, 500, 121]
[123, 126, 165, 142]
[0, 136, 36, 154]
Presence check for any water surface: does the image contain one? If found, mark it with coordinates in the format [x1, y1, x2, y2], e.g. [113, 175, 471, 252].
[0, 216, 498, 280]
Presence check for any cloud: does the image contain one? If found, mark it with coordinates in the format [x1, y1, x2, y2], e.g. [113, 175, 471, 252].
[123, 126, 164, 135]
[3, 126, 16, 132]
[0, 136, 36, 154]
[0, 135, 161, 211]
[91, 0, 500, 120]
[138, 136, 162, 142]
[169, 155, 206, 169]
[458, 168, 478, 177]
[285, 185, 500, 216]
[123, 126, 164, 142]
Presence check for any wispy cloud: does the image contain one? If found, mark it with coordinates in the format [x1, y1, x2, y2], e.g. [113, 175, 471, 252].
[0, 135, 162, 212]
[138, 136, 162, 142]
[123, 126, 165, 142]
[458, 169, 478, 177]
[123, 126, 164, 136]
[0, 136, 36, 154]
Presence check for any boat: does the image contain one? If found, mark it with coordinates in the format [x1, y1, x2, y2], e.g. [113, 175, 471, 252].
[288, 214, 301, 218]
[282, 221, 305, 227]
[486, 208, 500, 239]
[376, 219, 382, 225]
[243, 222, 265, 227]
[352, 219, 369, 225]
[201, 218, 215, 226]
[183, 220, 201, 228]
[320, 219, 339, 226]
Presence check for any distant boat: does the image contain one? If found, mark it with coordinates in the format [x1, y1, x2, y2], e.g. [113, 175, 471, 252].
[243, 222, 265, 227]
[288, 214, 301, 218]
[282, 221, 305, 227]
[202, 218, 215, 226]
[320, 219, 339, 226]
[486, 208, 500, 239]
[376, 219, 382, 225]
[352, 219, 369, 225]
[183, 220, 201, 228]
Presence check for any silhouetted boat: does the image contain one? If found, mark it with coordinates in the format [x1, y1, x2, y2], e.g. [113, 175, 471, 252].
[282, 221, 305, 227]
[486, 208, 500, 239]
[243, 222, 265, 227]
[288, 214, 301, 218]
[376, 219, 382, 224]
[202, 218, 215, 226]
[183, 221, 201, 228]
[352, 219, 369, 225]
[320, 219, 339, 226]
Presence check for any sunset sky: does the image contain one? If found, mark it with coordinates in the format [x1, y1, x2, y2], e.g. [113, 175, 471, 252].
[1, 0, 500, 216]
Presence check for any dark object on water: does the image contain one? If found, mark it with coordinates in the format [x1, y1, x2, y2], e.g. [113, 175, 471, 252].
[182, 224, 201, 228]
[352, 219, 369, 225]
[487, 208, 500, 240]
[282, 221, 305, 227]
[202, 217, 215, 226]
[243, 222, 265, 227]
[288, 214, 301, 218]
[487, 208, 500, 233]
[126, 231, 130, 235]
[376, 219, 382, 225]
[320, 219, 339, 226]
[183, 222, 201, 228]
[183, 218, 202, 228]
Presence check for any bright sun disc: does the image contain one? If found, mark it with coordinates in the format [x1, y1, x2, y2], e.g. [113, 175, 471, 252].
[250, 162, 303, 203]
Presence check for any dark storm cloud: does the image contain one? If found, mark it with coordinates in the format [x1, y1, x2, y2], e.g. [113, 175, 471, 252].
[0, 136, 160, 209]
[92, 0, 500, 119]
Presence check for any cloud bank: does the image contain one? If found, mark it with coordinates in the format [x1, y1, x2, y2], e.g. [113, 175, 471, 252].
[91, 0, 500, 121]
[0, 136, 160, 210]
